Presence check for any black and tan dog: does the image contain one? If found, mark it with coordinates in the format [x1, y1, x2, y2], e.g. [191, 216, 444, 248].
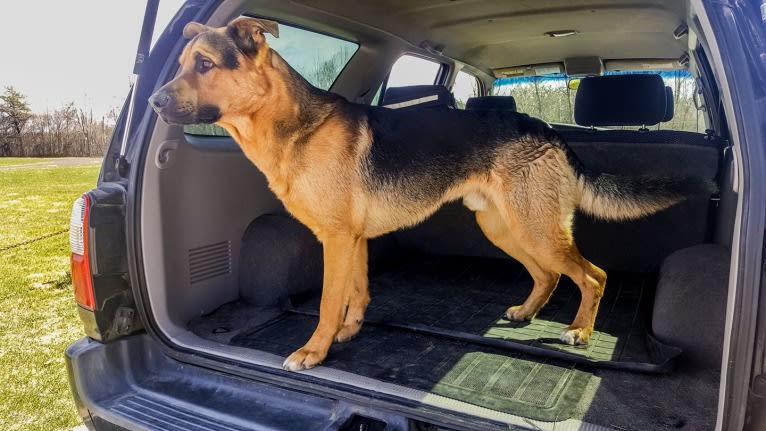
[150, 17, 713, 371]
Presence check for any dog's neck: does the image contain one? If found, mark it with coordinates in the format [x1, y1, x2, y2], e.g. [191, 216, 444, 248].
[217, 50, 344, 196]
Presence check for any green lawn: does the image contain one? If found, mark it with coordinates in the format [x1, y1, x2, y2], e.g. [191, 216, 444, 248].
[0, 157, 52, 167]
[0, 163, 100, 431]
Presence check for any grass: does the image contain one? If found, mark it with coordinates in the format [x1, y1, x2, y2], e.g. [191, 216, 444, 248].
[0, 162, 100, 431]
[0, 157, 53, 167]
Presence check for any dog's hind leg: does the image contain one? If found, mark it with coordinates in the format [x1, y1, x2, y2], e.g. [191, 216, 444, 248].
[473, 201, 561, 321]
[476, 144, 606, 344]
[546, 245, 607, 345]
[335, 238, 369, 342]
[283, 233, 359, 371]
[501, 198, 607, 345]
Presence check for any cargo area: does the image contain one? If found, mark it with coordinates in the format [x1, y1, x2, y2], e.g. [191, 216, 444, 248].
[188, 243, 721, 428]
[137, 101, 735, 426]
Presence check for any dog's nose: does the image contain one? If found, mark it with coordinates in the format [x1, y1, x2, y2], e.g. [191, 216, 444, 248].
[149, 91, 171, 110]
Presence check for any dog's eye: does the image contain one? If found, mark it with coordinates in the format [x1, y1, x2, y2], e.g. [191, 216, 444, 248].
[196, 58, 215, 73]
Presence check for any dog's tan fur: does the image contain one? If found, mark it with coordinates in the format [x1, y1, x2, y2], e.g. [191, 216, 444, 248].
[150, 17, 709, 371]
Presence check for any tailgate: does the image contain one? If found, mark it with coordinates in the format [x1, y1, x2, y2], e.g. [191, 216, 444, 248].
[65, 335, 411, 431]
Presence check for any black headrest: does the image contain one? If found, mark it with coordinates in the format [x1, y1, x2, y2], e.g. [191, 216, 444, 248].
[574, 74, 667, 126]
[381, 85, 456, 110]
[663, 86, 674, 122]
[465, 96, 517, 112]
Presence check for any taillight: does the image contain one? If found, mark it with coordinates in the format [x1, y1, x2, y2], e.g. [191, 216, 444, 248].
[69, 194, 95, 310]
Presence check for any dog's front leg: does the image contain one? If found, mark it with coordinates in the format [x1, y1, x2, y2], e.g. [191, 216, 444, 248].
[335, 238, 369, 342]
[283, 233, 358, 371]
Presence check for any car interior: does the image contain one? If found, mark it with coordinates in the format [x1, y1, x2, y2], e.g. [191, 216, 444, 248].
[136, 0, 737, 429]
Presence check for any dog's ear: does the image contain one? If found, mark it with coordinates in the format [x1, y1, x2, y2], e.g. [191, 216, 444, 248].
[183, 22, 214, 39]
[227, 17, 280, 57]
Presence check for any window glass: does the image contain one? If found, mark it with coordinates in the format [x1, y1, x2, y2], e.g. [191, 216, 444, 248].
[370, 83, 383, 106]
[453, 70, 480, 109]
[386, 55, 441, 88]
[184, 22, 358, 136]
[491, 70, 703, 132]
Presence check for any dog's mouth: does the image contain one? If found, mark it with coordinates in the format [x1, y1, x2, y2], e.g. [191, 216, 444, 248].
[153, 105, 221, 126]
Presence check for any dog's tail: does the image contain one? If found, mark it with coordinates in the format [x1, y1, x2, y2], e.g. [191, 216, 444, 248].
[576, 172, 717, 221]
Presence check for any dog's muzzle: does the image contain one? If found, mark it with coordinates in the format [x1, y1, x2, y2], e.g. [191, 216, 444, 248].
[149, 90, 220, 125]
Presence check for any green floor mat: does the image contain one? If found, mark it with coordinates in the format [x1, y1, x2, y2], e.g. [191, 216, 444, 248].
[230, 313, 592, 421]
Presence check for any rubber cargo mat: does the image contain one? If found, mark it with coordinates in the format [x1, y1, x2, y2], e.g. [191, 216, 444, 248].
[290, 254, 681, 372]
[231, 313, 592, 421]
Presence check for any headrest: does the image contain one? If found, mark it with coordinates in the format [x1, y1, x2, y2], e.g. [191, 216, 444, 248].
[663, 86, 674, 122]
[381, 85, 456, 110]
[574, 74, 667, 126]
[465, 96, 517, 112]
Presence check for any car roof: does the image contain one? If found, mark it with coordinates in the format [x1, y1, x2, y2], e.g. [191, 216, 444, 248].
[287, 0, 688, 70]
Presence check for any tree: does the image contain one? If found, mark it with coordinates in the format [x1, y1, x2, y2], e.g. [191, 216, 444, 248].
[0, 86, 32, 155]
[0, 86, 32, 135]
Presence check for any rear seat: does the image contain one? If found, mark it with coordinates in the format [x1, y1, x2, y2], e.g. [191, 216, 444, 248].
[380, 85, 456, 110]
[465, 95, 517, 111]
[390, 77, 722, 270]
[562, 74, 726, 270]
[395, 75, 724, 271]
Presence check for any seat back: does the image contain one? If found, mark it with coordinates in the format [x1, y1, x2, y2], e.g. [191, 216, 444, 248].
[381, 85, 456, 110]
[563, 74, 724, 269]
[465, 95, 517, 111]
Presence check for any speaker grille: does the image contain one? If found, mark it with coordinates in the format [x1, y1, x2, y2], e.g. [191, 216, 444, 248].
[189, 241, 232, 284]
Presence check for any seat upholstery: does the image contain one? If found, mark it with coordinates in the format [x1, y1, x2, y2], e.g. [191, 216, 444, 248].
[465, 95, 517, 111]
[574, 74, 668, 127]
[381, 85, 456, 110]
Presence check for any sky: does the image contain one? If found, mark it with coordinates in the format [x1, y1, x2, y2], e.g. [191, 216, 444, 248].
[0, 0, 186, 118]
[0, 1, 445, 120]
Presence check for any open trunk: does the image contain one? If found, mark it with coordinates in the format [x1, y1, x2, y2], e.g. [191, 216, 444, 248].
[138, 130, 733, 429]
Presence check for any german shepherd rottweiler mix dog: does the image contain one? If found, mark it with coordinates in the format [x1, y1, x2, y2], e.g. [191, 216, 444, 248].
[150, 17, 713, 371]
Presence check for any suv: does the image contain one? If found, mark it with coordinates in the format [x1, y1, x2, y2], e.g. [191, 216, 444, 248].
[66, 1, 766, 430]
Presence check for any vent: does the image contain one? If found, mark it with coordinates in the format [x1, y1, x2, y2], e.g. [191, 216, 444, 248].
[189, 241, 232, 284]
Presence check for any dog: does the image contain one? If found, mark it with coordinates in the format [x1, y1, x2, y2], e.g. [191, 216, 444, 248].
[149, 17, 714, 371]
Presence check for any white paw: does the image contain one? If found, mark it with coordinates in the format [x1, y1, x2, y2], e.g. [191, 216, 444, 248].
[559, 328, 589, 345]
[282, 348, 324, 371]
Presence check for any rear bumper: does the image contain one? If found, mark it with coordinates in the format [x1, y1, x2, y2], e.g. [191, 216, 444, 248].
[65, 334, 410, 431]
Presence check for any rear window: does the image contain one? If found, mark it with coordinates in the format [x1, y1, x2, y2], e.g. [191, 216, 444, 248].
[453, 70, 481, 109]
[491, 70, 703, 132]
[185, 22, 358, 136]
[386, 55, 442, 88]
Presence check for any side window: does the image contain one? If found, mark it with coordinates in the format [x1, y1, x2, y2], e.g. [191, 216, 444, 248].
[385, 55, 441, 88]
[453, 70, 480, 109]
[184, 22, 358, 136]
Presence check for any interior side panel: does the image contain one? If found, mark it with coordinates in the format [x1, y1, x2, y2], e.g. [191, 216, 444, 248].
[715, 146, 737, 248]
[141, 124, 282, 335]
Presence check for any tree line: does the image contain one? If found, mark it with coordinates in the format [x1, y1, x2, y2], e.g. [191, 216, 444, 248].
[0, 86, 117, 157]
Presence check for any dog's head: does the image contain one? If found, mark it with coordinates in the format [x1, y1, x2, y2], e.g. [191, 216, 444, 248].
[149, 17, 279, 125]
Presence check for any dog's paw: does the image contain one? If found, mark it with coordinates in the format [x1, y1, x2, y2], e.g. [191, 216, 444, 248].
[334, 320, 363, 343]
[559, 327, 591, 345]
[282, 347, 325, 371]
[505, 305, 535, 321]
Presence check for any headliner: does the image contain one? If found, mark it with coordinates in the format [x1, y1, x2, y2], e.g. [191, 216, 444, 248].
[289, 0, 689, 71]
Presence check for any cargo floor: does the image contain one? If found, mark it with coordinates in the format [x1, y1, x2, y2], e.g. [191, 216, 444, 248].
[190, 254, 719, 429]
